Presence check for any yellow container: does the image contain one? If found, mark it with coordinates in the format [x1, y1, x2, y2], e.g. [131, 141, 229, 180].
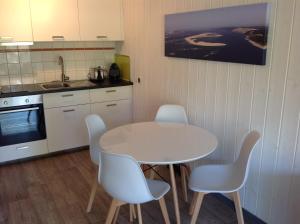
[115, 54, 130, 81]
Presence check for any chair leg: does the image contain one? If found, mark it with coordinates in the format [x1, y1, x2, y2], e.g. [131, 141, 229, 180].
[185, 165, 192, 185]
[112, 206, 120, 224]
[149, 166, 159, 179]
[189, 192, 198, 215]
[132, 204, 137, 219]
[186, 165, 192, 178]
[129, 204, 136, 222]
[190, 193, 205, 224]
[130, 205, 133, 222]
[180, 165, 188, 202]
[86, 174, 98, 213]
[158, 197, 170, 224]
[232, 191, 244, 224]
[137, 204, 143, 224]
[105, 199, 119, 224]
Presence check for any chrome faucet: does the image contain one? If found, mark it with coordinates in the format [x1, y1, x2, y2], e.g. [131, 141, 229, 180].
[58, 56, 69, 82]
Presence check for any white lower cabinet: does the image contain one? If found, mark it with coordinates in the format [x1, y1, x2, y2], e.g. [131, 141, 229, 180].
[0, 86, 133, 162]
[45, 104, 90, 153]
[91, 99, 132, 129]
[0, 140, 48, 163]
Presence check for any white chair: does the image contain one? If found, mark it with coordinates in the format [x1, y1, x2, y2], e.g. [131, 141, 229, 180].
[153, 104, 190, 202]
[188, 131, 261, 224]
[100, 151, 171, 224]
[155, 104, 188, 124]
[85, 114, 106, 213]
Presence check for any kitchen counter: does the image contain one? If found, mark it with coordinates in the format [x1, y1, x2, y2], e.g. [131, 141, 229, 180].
[0, 79, 133, 98]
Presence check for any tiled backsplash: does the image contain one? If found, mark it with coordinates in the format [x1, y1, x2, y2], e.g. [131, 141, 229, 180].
[0, 41, 117, 86]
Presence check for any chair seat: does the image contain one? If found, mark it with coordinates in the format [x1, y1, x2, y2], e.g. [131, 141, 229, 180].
[146, 179, 170, 200]
[188, 164, 243, 193]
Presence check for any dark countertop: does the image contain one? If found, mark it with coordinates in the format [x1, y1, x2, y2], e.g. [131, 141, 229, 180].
[0, 79, 133, 98]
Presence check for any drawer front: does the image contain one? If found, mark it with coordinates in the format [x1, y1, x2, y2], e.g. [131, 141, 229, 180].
[43, 90, 90, 108]
[90, 86, 132, 103]
[0, 140, 48, 163]
[91, 99, 132, 129]
[45, 104, 90, 153]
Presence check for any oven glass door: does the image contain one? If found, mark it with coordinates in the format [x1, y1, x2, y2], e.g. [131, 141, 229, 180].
[0, 104, 46, 147]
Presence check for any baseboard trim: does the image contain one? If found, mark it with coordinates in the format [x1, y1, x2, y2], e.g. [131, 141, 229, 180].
[0, 146, 88, 166]
[213, 193, 266, 224]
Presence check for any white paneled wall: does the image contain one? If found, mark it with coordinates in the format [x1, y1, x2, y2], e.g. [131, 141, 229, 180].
[121, 0, 300, 223]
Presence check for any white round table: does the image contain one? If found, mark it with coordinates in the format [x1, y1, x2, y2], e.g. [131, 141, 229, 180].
[100, 122, 218, 224]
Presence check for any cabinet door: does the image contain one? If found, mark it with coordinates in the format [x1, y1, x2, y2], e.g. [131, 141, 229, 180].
[91, 100, 132, 130]
[0, 0, 33, 42]
[78, 0, 123, 41]
[30, 0, 80, 41]
[45, 104, 90, 152]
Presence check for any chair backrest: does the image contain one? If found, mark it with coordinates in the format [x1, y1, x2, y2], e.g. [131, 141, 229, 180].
[234, 130, 261, 189]
[155, 104, 188, 124]
[85, 114, 106, 165]
[100, 151, 154, 204]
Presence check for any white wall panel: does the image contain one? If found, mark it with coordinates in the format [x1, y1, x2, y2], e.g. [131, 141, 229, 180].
[285, 2, 300, 223]
[121, 0, 300, 223]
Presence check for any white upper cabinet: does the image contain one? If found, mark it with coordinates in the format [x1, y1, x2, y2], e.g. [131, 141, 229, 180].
[30, 0, 80, 41]
[78, 0, 123, 41]
[0, 0, 33, 42]
[1, 0, 123, 42]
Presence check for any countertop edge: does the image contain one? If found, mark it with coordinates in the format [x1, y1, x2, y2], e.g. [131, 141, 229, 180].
[0, 80, 133, 98]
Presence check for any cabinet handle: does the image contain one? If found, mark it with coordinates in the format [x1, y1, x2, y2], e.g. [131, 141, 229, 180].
[106, 104, 117, 107]
[16, 146, 29, 150]
[106, 90, 116, 93]
[96, 35, 108, 39]
[0, 107, 39, 114]
[63, 109, 75, 113]
[0, 36, 13, 42]
[52, 36, 65, 41]
[61, 94, 74, 97]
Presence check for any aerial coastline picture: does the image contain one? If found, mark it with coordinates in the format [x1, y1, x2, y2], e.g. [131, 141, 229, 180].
[165, 3, 270, 65]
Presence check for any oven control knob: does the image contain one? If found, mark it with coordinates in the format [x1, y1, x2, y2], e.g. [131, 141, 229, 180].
[25, 99, 30, 103]
[3, 100, 8, 105]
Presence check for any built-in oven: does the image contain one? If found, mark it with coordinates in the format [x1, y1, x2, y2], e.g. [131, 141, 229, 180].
[0, 95, 46, 147]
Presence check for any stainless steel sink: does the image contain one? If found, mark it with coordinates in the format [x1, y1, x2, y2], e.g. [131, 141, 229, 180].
[40, 80, 96, 90]
[40, 82, 71, 90]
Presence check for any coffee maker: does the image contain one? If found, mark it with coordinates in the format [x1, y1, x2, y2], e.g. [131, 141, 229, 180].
[108, 63, 121, 82]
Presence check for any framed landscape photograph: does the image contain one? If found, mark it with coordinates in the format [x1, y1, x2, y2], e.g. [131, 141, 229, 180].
[165, 3, 270, 65]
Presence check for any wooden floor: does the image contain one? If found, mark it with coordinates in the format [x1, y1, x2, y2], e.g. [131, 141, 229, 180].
[0, 150, 258, 224]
